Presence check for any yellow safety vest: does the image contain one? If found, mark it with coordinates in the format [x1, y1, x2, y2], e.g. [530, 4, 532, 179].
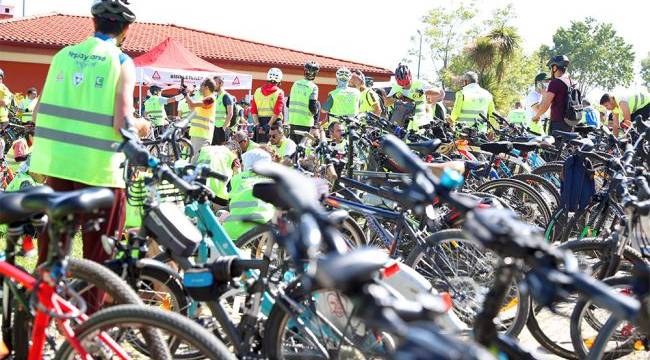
[288, 79, 317, 127]
[273, 138, 295, 158]
[196, 145, 236, 200]
[214, 91, 230, 128]
[390, 80, 429, 130]
[456, 84, 493, 133]
[253, 87, 283, 119]
[144, 95, 167, 127]
[359, 88, 379, 114]
[19, 97, 38, 123]
[615, 92, 650, 120]
[189, 94, 216, 142]
[30, 36, 125, 188]
[329, 87, 360, 117]
[0, 84, 11, 122]
[222, 171, 275, 240]
[507, 109, 526, 124]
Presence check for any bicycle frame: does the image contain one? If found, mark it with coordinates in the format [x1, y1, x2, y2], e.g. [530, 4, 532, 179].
[0, 259, 125, 360]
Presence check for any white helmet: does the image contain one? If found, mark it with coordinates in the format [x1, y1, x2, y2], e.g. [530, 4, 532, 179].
[267, 68, 283, 83]
[242, 148, 272, 172]
[336, 67, 352, 82]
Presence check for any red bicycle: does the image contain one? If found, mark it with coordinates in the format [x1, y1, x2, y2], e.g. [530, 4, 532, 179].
[0, 186, 232, 359]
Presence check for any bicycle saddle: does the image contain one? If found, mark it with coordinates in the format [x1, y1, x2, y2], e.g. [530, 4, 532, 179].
[315, 247, 388, 291]
[551, 130, 580, 140]
[480, 141, 513, 155]
[0, 186, 53, 225]
[21, 187, 114, 219]
[573, 125, 595, 136]
[511, 142, 539, 153]
[407, 139, 443, 156]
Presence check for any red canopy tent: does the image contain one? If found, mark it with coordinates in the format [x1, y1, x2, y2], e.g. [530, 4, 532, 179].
[133, 37, 252, 114]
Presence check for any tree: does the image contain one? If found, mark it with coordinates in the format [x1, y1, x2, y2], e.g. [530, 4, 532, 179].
[487, 26, 521, 84]
[548, 17, 634, 95]
[419, 1, 478, 88]
[465, 36, 496, 80]
[641, 53, 650, 89]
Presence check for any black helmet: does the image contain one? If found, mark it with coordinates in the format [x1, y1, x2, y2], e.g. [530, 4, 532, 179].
[91, 0, 136, 24]
[546, 55, 569, 69]
[149, 85, 162, 93]
[304, 61, 320, 80]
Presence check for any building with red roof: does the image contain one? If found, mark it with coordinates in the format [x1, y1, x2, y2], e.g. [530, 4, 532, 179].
[0, 13, 392, 103]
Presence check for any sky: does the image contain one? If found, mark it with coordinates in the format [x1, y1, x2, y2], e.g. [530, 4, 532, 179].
[4, 0, 650, 89]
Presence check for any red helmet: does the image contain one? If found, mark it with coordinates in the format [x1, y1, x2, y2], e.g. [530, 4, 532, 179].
[395, 64, 412, 87]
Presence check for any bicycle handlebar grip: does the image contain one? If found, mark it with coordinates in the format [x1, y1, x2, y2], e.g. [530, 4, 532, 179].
[200, 166, 229, 182]
[230, 259, 267, 277]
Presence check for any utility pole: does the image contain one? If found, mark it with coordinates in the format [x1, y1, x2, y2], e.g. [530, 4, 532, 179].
[416, 30, 423, 79]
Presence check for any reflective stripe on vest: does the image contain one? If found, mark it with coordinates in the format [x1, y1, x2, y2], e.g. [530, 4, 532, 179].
[29, 36, 125, 188]
[19, 98, 37, 122]
[329, 87, 360, 117]
[457, 86, 491, 133]
[189, 94, 216, 141]
[254, 88, 282, 118]
[628, 93, 650, 114]
[288, 79, 316, 126]
[222, 171, 275, 240]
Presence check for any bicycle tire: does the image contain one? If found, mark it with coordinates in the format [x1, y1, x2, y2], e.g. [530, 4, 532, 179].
[524, 239, 643, 359]
[511, 173, 560, 212]
[404, 229, 530, 337]
[476, 178, 551, 229]
[570, 276, 636, 360]
[54, 305, 234, 360]
[531, 163, 563, 190]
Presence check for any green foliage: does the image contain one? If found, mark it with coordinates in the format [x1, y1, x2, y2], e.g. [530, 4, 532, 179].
[419, 0, 479, 87]
[641, 53, 650, 90]
[549, 17, 634, 95]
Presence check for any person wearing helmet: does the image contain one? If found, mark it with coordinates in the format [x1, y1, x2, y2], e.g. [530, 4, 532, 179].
[251, 68, 285, 143]
[222, 147, 275, 240]
[144, 84, 183, 136]
[0, 68, 12, 125]
[600, 90, 650, 137]
[387, 63, 444, 132]
[287, 61, 320, 143]
[18, 87, 38, 123]
[321, 67, 361, 130]
[30, 0, 149, 266]
[450, 71, 496, 134]
[524, 73, 550, 134]
[532, 55, 576, 133]
[350, 69, 382, 117]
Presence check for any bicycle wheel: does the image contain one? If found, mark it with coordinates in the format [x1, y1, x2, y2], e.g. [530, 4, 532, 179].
[511, 173, 560, 213]
[570, 276, 637, 360]
[54, 305, 234, 360]
[476, 178, 551, 229]
[263, 284, 394, 360]
[525, 239, 643, 359]
[404, 229, 529, 336]
[531, 163, 562, 190]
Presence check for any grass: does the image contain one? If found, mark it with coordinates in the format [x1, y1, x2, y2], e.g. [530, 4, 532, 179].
[0, 232, 83, 273]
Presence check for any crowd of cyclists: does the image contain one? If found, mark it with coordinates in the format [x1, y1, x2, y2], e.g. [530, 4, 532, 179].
[1, 0, 650, 359]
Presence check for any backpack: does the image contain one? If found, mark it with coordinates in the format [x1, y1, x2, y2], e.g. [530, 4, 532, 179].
[560, 77, 584, 127]
[559, 154, 595, 212]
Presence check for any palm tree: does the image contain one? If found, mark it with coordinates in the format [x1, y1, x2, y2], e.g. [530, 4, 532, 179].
[465, 36, 496, 81]
[488, 26, 521, 84]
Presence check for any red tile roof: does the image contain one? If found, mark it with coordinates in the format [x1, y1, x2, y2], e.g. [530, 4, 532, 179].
[0, 13, 392, 76]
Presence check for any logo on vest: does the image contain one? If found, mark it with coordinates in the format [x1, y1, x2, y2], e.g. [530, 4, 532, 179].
[73, 73, 84, 86]
[152, 71, 161, 81]
[56, 71, 65, 82]
[95, 76, 105, 88]
[232, 77, 240, 86]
